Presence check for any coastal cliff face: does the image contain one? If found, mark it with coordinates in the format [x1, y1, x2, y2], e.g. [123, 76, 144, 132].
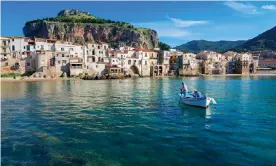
[23, 10, 159, 49]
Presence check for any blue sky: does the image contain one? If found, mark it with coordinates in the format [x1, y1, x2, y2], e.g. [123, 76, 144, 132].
[1, 1, 276, 46]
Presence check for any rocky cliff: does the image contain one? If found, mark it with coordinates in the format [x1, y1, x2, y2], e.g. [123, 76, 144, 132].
[23, 10, 159, 49]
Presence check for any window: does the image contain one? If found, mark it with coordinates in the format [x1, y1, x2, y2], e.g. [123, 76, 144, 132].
[62, 54, 64, 57]
[92, 57, 95, 62]
[92, 50, 95, 55]
[70, 48, 74, 51]
[128, 60, 131, 65]
[24, 46, 26, 49]
[27, 63, 30, 67]
[145, 61, 147, 65]
[22, 52, 25, 55]
[113, 60, 115, 62]
[92, 45, 94, 48]
[58, 60, 61, 64]
[139, 60, 142, 65]
[145, 53, 147, 57]
[62, 60, 67, 66]
[12, 45, 15, 51]
[61, 48, 64, 51]
[96, 65, 98, 68]
[104, 46, 106, 49]
[12, 39, 14, 42]
[98, 57, 101, 62]
[98, 46, 100, 49]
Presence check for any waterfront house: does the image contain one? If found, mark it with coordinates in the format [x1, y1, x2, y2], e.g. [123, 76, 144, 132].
[86, 43, 109, 75]
[1, 37, 11, 67]
[9, 36, 29, 59]
[176, 53, 199, 76]
[69, 57, 84, 76]
[235, 53, 251, 74]
[158, 51, 170, 75]
[34, 50, 56, 78]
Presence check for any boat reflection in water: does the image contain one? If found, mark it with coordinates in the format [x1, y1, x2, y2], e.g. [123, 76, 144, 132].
[180, 103, 213, 116]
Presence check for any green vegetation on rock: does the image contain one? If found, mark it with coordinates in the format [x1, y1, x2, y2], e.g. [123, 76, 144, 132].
[159, 42, 171, 51]
[25, 9, 134, 29]
[1, 73, 22, 77]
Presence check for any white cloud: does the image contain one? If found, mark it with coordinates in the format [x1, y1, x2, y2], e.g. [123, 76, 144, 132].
[261, 5, 276, 10]
[134, 21, 191, 37]
[158, 28, 192, 37]
[224, 1, 260, 14]
[133, 17, 208, 38]
[167, 17, 208, 28]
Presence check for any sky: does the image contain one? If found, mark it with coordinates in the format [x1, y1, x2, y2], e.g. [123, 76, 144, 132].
[1, 1, 276, 46]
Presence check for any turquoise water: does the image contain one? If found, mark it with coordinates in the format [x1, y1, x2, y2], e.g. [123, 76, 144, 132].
[1, 76, 276, 166]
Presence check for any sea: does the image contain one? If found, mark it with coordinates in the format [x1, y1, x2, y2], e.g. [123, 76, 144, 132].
[1, 76, 276, 166]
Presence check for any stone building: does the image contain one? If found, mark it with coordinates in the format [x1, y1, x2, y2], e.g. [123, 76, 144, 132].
[176, 53, 199, 76]
[235, 53, 251, 74]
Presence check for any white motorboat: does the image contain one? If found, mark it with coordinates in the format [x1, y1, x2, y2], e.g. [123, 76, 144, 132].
[179, 93, 216, 108]
[179, 82, 217, 108]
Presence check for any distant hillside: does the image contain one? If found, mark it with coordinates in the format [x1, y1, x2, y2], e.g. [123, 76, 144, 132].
[233, 26, 276, 52]
[175, 40, 245, 53]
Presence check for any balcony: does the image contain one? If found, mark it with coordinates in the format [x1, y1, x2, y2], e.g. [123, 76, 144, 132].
[70, 65, 83, 69]
[69, 57, 83, 64]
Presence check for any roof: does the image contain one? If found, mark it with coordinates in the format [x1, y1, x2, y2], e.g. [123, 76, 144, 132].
[8, 36, 27, 39]
[259, 59, 276, 63]
[97, 62, 109, 64]
[106, 64, 121, 68]
[126, 57, 139, 59]
[133, 48, 156, 52]
[36, 50, 55, 53]
[0, 36, 11, 40]
[69, 57, 83, 60]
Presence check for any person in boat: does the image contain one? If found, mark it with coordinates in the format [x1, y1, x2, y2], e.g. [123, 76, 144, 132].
[193, 89, 199, 98]
[193, 89, 203, 98]
[180, 82, 188, 97]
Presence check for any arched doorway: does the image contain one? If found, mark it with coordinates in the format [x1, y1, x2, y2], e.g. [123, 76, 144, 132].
[249, 63, 254, 73]
[129, 65, 140, 76]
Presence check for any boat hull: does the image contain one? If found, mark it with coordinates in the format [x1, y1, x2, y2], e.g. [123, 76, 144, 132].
[180, 97, 211, 108]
